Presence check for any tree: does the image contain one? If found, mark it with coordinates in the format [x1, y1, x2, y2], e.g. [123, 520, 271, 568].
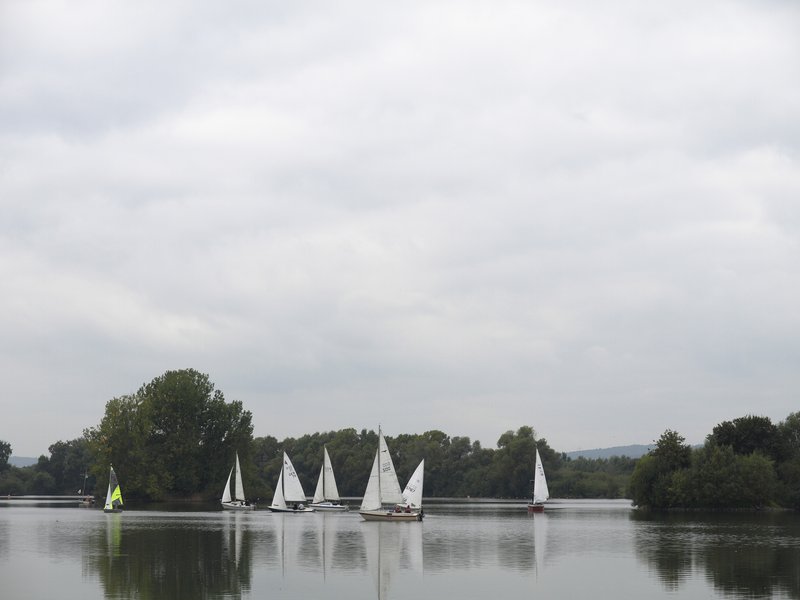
[85, 394, 152, 497]
[689, 444, 776, 509]
[652, 429, 692, 471]
[779, 412, 800, 460]
[0, 440, 10, 472]
[708, 415, 782, 461]
[39, 438, 93, 494]
[86, 369, 253, 500]
[490, 426, 539, 498]
[630, 429, 691, 509]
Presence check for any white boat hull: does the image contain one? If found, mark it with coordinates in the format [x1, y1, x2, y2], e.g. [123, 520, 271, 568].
[309, 501, 348, 511]
[359, 509, 423, 522]
[268, 505, 315, 513]
[222, 501, 255, 511]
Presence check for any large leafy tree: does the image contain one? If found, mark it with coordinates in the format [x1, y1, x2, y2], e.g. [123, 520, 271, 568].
[630, 429, 691, 509]
[708, 415, 782, 461]
[86, 369, 253, 500]
[489, 426, 554, 498]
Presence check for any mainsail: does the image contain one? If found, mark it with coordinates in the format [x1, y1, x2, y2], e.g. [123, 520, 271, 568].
[360, 431, 403, 511]
[104, 466, 123, 511]
[312, 446, 341, 504]
[532, 448, 549, 504]
[234, 452, 245, 501]
[222, 451, 247, 504]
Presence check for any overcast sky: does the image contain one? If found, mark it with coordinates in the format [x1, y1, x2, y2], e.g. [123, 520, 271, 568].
[1, 0, 799, 458]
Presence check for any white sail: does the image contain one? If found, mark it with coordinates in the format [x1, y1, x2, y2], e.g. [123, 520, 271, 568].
[222, 451, 253, 509]
[322, 447, 340, 501]
[234, 452, 246, 501]
[378, 432, 403, 505]
[312, 463, 325, 504]
[104, 480, 113, 508]
[401, 459, 424, 508]
[313, 447, 341, 504]
[533, 448, 549, 504]
[271, 469, 287, 509]
[361, 431, 403, 511]
[360, 450, 381, 511]
[221, 468, 233, 503]
[281, 452, 308, 503]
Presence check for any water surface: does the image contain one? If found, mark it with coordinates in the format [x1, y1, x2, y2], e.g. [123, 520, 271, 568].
[1, 499, 798, 599]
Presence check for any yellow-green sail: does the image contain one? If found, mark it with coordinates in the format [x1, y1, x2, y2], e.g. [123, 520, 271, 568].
[104, 466, 124, 512]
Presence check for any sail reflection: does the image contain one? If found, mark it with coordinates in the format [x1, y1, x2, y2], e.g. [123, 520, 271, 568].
[364, 521, 424, 600]
[264, 512, 424, 593]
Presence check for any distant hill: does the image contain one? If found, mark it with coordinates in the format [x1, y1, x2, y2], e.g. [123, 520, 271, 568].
[8, 456, 38, 468]
[566, 445, 652, 460]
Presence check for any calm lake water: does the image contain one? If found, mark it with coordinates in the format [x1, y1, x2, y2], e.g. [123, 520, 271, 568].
[1, 499, 799, 600]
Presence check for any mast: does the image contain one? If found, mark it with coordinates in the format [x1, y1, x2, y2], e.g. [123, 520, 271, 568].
[377, 426, 382, 504]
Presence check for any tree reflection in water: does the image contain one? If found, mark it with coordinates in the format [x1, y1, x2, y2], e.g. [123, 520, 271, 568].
[87, 512, 254, 600]
[633, 511, 800, 599]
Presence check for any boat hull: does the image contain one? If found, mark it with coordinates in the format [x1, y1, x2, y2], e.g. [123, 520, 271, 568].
[309, 502, 348, 511]
[103, 508, 123, 513]
[527, 503, 545, 513]
[222, 501, 255, 511]
[268, 506, 315, 513]
[359, 509, 423, 522]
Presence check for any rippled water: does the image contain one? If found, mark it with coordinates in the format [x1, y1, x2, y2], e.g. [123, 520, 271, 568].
[1, 499, 798, 599]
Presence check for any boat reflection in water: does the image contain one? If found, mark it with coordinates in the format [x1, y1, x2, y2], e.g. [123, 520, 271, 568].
[5, 501, 800, 600]
[260, 509, 423, 598]
[365, 520, 424, 599]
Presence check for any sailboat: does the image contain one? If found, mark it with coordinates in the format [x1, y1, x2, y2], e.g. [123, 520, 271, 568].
[401, 459, 424, 514]
[527, 447, 549, 513]
[359, 429, 423, 521]
[269, 452, 315, 512]
[309, 446, 347, 511]
[103, 465, 124, 513]
[221, 451, 255, 510]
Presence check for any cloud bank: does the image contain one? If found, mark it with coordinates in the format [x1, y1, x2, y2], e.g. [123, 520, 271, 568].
[1, 0, 799, 456]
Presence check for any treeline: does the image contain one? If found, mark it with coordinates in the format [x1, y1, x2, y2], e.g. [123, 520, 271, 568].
[0, 369, 635, 501]
[631, 413, 800, 510]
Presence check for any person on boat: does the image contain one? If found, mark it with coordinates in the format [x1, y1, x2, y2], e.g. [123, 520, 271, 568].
[394, 505, 402, 513]
[404, 505, 411, 513]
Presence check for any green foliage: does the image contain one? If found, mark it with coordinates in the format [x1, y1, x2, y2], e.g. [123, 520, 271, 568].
[708, 415, 782, 461]
[652, 429, 692, 471]
[688, 445, 777, 509]
[777, 458, 800, 510]
[779, 412, 800, 460]
[20, 376, 799, 510]
[36, 438, 93, 494]
[630, 430, 692, 509]
[29, 471, 57, 494]
[631, 419, 792, 511]
[85, 369, 253, 501]
[247, 425, 631, 501]
[0, 440, 11, 471]
[0, 470, 26, 495]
